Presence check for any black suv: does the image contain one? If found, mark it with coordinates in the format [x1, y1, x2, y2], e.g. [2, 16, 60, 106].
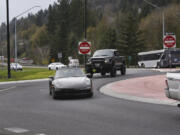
[85, 49, 126, 77]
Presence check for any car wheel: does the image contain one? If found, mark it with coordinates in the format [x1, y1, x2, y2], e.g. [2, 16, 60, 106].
[52, 88, 57, 99]
[49, 68, 51, 70]
[49, 86, 52, 95]
[101, 71, 106, 76]
[88, 92, 93, 98]
[56, 67, 58, 70]
[121, 67, 126, 75]
[110, 67, 116, 77]
[89, 73, 93, 78]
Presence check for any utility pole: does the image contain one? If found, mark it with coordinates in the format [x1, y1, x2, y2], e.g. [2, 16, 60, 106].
[6, 0, 11, 78]
[84, 0, 87, 68]
[14, 6, 41, 67]
[143, 0, 165, 48]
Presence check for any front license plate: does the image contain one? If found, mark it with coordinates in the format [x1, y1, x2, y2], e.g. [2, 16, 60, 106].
[93, 69, 96, 73]
[95, 63, 100, 67]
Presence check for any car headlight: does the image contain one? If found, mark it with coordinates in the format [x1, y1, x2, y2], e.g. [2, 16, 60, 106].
[88, 59, 92, 64]
[85, 78, 91, 86]
[105, 58, 110, 63]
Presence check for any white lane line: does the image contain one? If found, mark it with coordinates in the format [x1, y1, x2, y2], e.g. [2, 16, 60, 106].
[36, 133, 47, 135]
[4, 127, 29, 133]
[0, 86, 16, 92]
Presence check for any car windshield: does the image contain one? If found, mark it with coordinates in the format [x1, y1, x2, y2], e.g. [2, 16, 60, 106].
[55, 68, 85, 78]
[93, 50, 113, 57]
[11, 63, 20, 66]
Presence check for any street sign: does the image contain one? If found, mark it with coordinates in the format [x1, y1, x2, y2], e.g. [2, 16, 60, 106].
[78, 41, 91, 55]
[58, 52, 62, 58]
[164, 35, 176, 48]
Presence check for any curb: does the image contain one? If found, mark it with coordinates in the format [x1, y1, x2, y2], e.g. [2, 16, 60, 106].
[0, 78, 48, 85]
[100, 81, 180, 106]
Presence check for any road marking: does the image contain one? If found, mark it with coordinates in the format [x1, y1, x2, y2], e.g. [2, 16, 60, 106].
[0, 86, 16, 92]
[36, 133, 47, 135]
[4, 127, 29, 133]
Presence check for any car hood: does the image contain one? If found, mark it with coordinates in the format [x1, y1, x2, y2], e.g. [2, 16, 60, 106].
[52, 77, 91, 89]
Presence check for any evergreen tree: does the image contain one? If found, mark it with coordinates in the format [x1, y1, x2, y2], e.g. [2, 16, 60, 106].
[99, 27, 117, 49]
[117, 12, 145, 64]
[47, 4, 59, 62]
[55, 0, 70, 64]
[70, 0, 84, 38]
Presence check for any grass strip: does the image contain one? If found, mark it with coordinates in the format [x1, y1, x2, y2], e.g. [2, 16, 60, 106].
[0, 67, 55, 82]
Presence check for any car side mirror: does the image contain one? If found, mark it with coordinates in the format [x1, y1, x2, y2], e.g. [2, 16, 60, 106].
[49, 76, 54, 81]
[86, 74, 92, 78]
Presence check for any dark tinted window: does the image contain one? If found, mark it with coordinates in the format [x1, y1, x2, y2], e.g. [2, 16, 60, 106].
[93, 50, 114, 57]
[139, 53, 162, 61]
[170, 50, 180, 58]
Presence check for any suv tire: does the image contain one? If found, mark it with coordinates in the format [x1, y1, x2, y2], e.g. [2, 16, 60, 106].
[101, 71, 106, 76]
[121, 67, 126, 75]
[110, 67, 116, 77]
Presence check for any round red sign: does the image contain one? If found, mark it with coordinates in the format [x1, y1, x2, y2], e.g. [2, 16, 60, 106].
[79, 41, 91, 54]
[164, 35, 176, 48]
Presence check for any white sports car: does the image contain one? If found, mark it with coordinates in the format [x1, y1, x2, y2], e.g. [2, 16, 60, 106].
[49, 68, 93, 99]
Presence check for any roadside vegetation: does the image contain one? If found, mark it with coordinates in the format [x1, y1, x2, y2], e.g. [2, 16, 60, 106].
[0, 68, 55, 82]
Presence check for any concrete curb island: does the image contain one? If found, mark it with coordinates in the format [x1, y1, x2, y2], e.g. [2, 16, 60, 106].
[100, 75, 180, 106]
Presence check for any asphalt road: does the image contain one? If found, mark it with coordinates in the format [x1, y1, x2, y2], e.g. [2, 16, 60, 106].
[0, 69, 180, 135]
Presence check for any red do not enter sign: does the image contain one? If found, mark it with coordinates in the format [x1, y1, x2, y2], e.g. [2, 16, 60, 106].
[78, 41, 91, 55]
[164, 35, 176, 48]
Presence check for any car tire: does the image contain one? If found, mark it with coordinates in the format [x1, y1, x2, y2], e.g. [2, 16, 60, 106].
[101, 71, 106, 76]
[121, 67, 126, 75]
[88, 92, 93, 98]
[110, 67, 116, 77]
[52, 88, 57, 99]
[49, 86, 52, 95]
[49, 68, 51, 70]
[89, 73, 93, 78]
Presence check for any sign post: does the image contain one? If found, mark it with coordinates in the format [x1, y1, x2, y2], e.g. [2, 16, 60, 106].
[163, 34, 176, 49]
[58, 52, 62, 62]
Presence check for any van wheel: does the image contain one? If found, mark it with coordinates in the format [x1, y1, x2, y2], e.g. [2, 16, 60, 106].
[156, 63, 161, 69]
[141, 63, 145, 68]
